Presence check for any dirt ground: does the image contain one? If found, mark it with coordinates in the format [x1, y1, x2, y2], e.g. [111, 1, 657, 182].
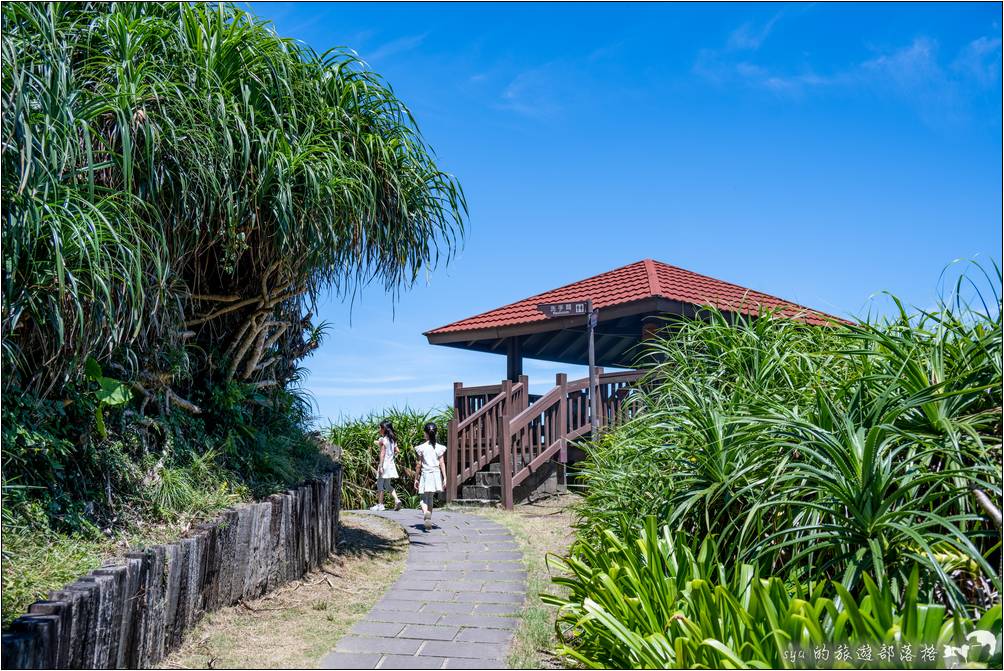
[160, 512, 408, 669]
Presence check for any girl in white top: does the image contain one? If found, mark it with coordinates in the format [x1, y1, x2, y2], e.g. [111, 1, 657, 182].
[370, 420, 402, 511]
[413, 422, 447, 530]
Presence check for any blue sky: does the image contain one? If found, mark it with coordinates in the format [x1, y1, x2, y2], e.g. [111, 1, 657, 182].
[247, 2, 1002, 423]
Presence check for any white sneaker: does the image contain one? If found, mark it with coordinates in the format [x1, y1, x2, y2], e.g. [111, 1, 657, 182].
[369, 504, 385, 511]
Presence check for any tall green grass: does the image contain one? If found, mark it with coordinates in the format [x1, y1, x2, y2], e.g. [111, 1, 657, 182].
[559, 264, 1002, 666]
[327, 408, 450, 510]
[545, 518, 1002, 669]
[1, 1, 463, 624]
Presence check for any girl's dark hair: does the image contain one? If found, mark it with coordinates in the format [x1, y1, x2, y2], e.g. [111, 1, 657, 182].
[423, 422, 437, 447]
[379, 420, 397, 447]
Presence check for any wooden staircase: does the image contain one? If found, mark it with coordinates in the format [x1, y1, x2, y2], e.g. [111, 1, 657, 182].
[446, 370, 642, 509]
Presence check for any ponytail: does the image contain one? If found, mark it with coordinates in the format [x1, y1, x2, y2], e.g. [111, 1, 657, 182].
[423, 422, 437, 448]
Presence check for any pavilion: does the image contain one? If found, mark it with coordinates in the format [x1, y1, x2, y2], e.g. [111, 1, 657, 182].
[424, 258, 840, 507]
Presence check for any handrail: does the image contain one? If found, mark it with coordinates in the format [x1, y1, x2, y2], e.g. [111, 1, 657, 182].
[452, 370, 643, 508]
[457, 383, 503, 397]
[599, 370, 644, 384]
[508, 384, 561, 430]
[565, 370, 643, 391]
[456, 381, 525, 431]
[456, 388, 506, 431]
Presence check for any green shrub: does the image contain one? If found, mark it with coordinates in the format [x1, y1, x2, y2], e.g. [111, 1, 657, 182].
[0, 0, 464, 626]
[546, 518, 1003, 669]
[575, 263, 1002, 612]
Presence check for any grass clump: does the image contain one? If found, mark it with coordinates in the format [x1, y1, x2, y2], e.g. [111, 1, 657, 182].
[554, 262, 1002, 667]
[546, 519, 1002, 669]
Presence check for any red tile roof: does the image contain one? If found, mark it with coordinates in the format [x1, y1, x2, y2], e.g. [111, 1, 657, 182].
[426, 259, 842, 335]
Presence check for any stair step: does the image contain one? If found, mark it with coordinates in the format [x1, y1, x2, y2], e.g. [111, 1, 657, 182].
[475, 471, 501, 487]
[449, 498, 499, 507]
[462, 484, 502, 500]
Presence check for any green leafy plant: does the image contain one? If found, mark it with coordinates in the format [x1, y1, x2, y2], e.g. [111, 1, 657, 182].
[575, 263, 1002, 612]
[1, 1, 464, 624]
[84, 357, 133, 438]
[546, 518, 1002, 669]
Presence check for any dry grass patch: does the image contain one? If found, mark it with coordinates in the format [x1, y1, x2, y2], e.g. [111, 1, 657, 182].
[160, 512, 407, 669]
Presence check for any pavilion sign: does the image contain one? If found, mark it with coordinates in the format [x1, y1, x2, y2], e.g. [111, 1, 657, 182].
[536, 300, 600, 433]
[536, 301, 590, 319]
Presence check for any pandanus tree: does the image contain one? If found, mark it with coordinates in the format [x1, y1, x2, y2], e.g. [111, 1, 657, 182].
[1, 3, 465, 414]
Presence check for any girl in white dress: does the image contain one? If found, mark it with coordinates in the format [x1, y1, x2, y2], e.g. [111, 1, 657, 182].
[370, 420, 402, 511]
[413, 422, 447, 530]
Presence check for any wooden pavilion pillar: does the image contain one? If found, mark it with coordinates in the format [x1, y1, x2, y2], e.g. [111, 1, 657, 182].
[500, 379, 514, 510]
[506, 337, 522, 382]
[446, 382, 461, 502]
[556, 372, 568, 463]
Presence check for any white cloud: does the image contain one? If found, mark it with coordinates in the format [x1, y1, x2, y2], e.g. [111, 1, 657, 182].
[695, 28, 1001, 126]
[497, 65, 562, 118]
[860, 37, 943, 91]
[952, 35, 1003, 86]
[365, 33, 428, 63]
[727, 13, 784, 51]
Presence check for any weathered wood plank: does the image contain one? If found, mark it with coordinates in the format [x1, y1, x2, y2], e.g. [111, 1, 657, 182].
[8, 615, 58, 669]
[2, 465, 343, 670]
[91, 565, 128, 668]
[2, 631, 41, 669]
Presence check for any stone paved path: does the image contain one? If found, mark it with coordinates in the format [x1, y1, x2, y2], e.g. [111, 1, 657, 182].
[320, 509, 526, 669]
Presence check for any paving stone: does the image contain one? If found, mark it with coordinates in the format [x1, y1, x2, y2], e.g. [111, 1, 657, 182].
[384, 589, 457, 602]
[378, 654, 445, 669]
[318, 651, 381, 669]
[482, 580, 527, 593]
[479, 570, 527, 580]
[335, 636, 422, 655]
[403, 570, 454, 581]
[435, 614, 517, 630]
[366, 610, 431, 625]
[480, 551, 523, 560]
[443, 658, 506, 669]
[372, 598, 426, 612]
[473, 603, 519, 615]
[399, 624, 461, 640]
[350, 621, 405, 637]
[418, 640, 508, 660]
[435, 580, 484, 592]
[324, 510, 526, 665]
[456, 628, 514, 644]
[420, 602, 475, 615]
[454, 591, 524, 604]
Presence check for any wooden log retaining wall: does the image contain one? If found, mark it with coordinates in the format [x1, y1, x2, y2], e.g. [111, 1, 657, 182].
[1, 467, 342, 669]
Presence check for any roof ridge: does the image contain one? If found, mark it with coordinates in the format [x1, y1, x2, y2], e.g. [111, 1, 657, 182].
[642, 258, 661, 297]
[424, 259, 649, 332]
[648, 259, 828, 317]
[424, 258, 844, 336]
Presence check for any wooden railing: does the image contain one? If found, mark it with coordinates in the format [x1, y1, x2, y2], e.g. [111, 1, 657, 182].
[453, 381, 504, 423]
[447, 370, 643, 508]
[504, 370, 643, 506]
[447, 376, 527, 501]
